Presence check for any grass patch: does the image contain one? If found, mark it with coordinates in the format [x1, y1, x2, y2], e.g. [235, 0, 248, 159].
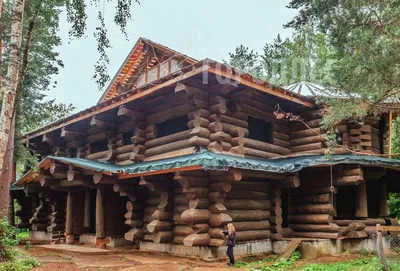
[0, 256, 40, 271]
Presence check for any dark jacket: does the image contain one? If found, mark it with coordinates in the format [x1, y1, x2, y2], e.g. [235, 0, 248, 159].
[227, 231, 236, 247]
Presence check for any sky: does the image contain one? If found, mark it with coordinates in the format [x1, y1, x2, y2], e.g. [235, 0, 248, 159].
[49, 0, 297, 112]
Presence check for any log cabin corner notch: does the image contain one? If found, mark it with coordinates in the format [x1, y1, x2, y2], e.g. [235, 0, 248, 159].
[12, 38, 400, 257]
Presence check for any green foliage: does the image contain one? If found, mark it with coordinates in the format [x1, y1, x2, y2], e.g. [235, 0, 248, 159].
[0, 257, 40, 271]
[0, 218, 21, 261]
[302, 257, 384, 271]
[224, 45, 264, 79]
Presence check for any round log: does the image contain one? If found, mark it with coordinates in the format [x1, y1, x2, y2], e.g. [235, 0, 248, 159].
[181, 209, 211, 224]
[270, 197, 282, 207]
[289, 223, 340, 233]
[270, 206, 283, 216]
[194, 223, 210, 234]
[227, 190, 268, 200]
[289, 194, 331, 204]
[271, 224, 283, 233]
[230, 182, 269, 193]
[208, 228, 225, 239]
[173, 226, 195, 236]
[126, 201, 143, 212]
[293, 231, 340, 239]
[145, 196, 161, 206]
[288, 214, 333, 224]
[152, 210, 174, 221]
[173, 236, 185, 244]
[270, 216, 283, 225]
[225, 210, 271, 222]
[153, 231, 174, 243]
[183, 187, 210, 199]
[124, 211, 144, 220]
[173, 205, 189, 214]
[183, 233, 211, 247]
[235, 230, 271, 242]
[124, 228, 145, 241]
[147, 220, 174, 233]
[288, 204, 334, 215]
[348, 222, 366, 231]
[125, 220, 143, 228]
[346, 231, 368, 239]
[233, 220, 270, 231]
[189, 198, 209, 209]
[208, 192, 226, 204]
[333, 219, 385, 226]
[209, 213, 233, 227]
[224, 199, 271, 210]
[210, 182, 232, 193]
[209, 203, 227, 214]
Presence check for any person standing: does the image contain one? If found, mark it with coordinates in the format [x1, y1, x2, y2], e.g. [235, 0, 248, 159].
[222, 223, 236, 266]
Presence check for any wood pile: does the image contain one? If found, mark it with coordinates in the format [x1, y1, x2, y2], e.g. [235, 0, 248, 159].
[269, 186, 283, 240]
[225, 178, 271, 243]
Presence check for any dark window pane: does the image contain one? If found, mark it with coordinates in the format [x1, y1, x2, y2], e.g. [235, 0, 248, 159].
[91, 139, 109, 153]
[157, 115, 189, 138]
[70, 148, 78, 158]
[123, 130, 134, 145]
[248, 116, 273, 143]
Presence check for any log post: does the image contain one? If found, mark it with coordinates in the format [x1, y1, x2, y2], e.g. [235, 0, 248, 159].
[66, 191, 74, 244]
[84, 188, 91, 229]
[378, 181, 389, 217]
[355, 180, 368, 218]
[96, 187, 105, 239]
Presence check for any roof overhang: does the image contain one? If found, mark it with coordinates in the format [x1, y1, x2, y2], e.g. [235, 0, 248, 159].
[15, 150, 400, 187]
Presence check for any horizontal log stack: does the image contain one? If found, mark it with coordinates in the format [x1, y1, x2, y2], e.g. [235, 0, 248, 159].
[142, 84, 210, 161]
[15, 194, 36, 229]
[115, 106, 146, 165]
[230, 94, 290, 158]
[29, 197, 53, 232]
[225, 178, 271, 243]
[173, 182, 191, 244]
[148, 186, 174, 244]
[176, 171, 211, 247]
[46, 194, 66, 233]
[208, 171, 234, 247]
[121, 181, 148, 243]
[289, 112, 325, 155]
[288, 184, 338, 239]
[269, 186, 283, 240]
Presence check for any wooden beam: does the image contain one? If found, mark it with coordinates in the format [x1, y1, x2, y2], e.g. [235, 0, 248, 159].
[84, 188, 91, 228]
[66, 191, 73, 236]
[355, 180, 368, 218]
[117, 165, 204, 179]
[389, 110, 393, 158]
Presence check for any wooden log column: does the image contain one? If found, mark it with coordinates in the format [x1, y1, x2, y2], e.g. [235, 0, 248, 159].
[355, 180, 368, 218]
[96, 187, 105, 240]
[378, 180, 389, 217]
[66, 191, 74, 244]
[269, 186, 283, 240]
[84, 188, 91, 229]
[175, 171, 212, 247]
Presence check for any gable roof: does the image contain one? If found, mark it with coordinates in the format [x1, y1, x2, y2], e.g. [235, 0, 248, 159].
[98, 37, 198, 103]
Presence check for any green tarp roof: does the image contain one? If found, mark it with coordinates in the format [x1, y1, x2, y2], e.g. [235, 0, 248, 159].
[14, 150, 400, 187]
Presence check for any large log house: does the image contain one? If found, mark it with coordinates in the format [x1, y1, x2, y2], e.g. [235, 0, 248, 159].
[12, 38, 400, 256]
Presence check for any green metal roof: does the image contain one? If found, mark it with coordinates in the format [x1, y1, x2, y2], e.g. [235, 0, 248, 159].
[14, 150, 400, 187]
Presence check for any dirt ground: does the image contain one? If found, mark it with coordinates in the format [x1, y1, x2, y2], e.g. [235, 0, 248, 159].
[20, 245, 245, 271]
[18, 245, 364, 271]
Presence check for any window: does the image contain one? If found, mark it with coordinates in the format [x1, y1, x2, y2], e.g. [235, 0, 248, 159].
[91, 139, 109, 153]
[123, 131, 134, 145]
[69, 148, 78, 158]
[157, 115, 189, 138]
[247, 116, 273, 143]
[336, 186, 357, 219]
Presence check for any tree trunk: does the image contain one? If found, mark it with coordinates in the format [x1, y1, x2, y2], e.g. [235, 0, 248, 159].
[0, 0, 26, 217]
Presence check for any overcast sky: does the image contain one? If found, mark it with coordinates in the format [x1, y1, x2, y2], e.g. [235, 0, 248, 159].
[49, 0, 296, 112]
